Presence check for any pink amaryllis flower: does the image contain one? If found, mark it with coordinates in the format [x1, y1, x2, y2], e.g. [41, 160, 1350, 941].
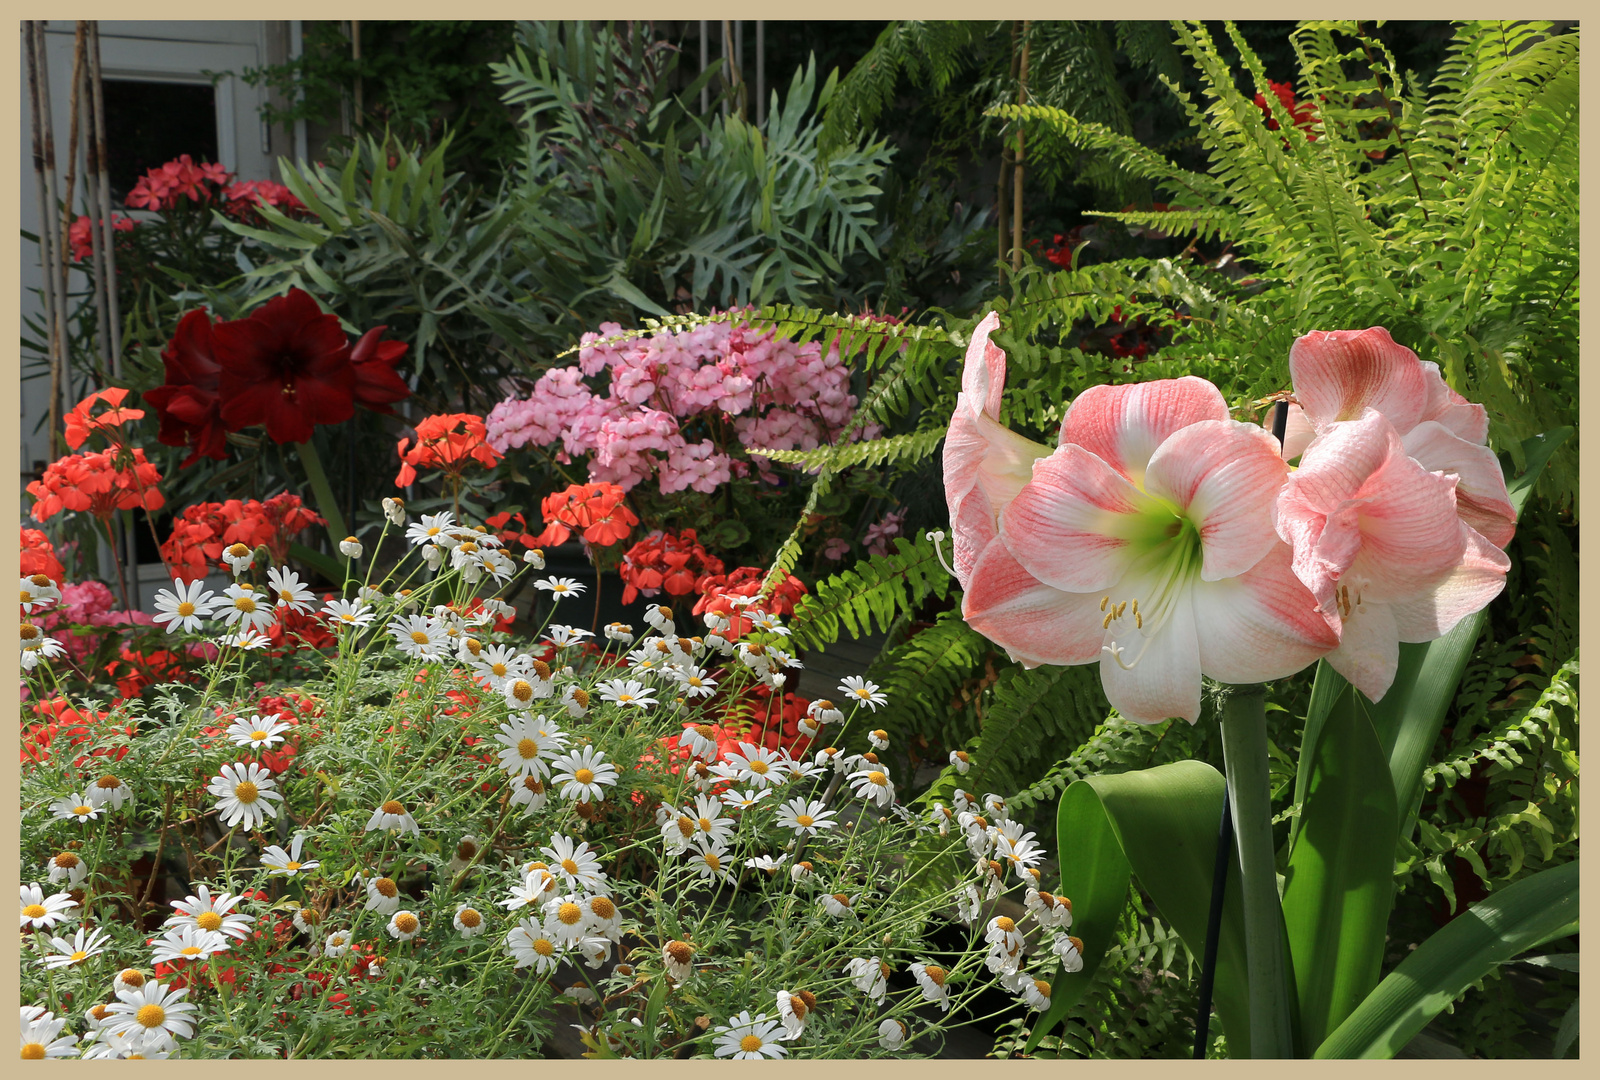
[1275, 407, 1510, 702]
[1285, 327, 1515, 549]
[952, 352, 1338, 724]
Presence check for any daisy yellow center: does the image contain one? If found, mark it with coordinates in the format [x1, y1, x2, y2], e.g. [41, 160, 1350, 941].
[382, 800, 405, 815]
[676, 817, 695, 838]
[278, 589, 295, 602]
[561, 858, 580, 875]
[456, 840, 478, 860]
[749, 760, 769, 775]
[411, 631, 431, 645]
[522, 777, 544, 793]
[796, 814, 815, 827]
[53, 853, 79, 868]
[120, 970, 145, 987]
[97, 775, 122, 789]
[557, 902, 582, 925]
[531, 660, 551, 679]
[22, 904, 47, 919]
[251, 731, 269, 741]
[234, 781, 259, 803]
[740, 1035, 764, 1053]
[512, 681, 533, 702]
[21, 623, 39, 640]
[688, 677, 703, 687]
[925, 965, 947, 986]
[789, 997, 808, 1019]
[854, 688, 871, 699]
[426, 526, 442, 537]
[177, 601, 196, 617]
[226, 544, 250, 558]
[832, 893, 851, 907]
[374, 878, 398, 898]
[136, 1004, 166, 1028]
[703, 852, 722, 871]
[995, 916, 1016, 933]
[575, 768, 599, 786]
[570, 688, 589, 708]
[394, 913, 419, 934]
[73, 805, 94, 817]
[180, 946, 203, 956]
[1034, 980, 1052, 997]
[20, 590, 31, 604]
[458, 908, 482, 928]
[618, 694, 634, 704]
[299, 908, 320, 925]
[234, 596, 257, 612]
[22, 1043, 46, 1059]
[196, 911, 223, 931]
[490, 662, 509, 677]
[285, 861, 302, 871]
[532, 937, 555, 956]
[589, 897, 616, 920]
[868, 771, 888, 786]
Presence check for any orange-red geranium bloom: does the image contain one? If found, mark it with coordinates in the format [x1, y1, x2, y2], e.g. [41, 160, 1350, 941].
[27, 448, 164, 523]
[619, 528, 725, 604]
[64, 388, 146, 450]
[21, 528, 66, 582]
[395, 413, 503, 487]
[532, 482, 639, 548]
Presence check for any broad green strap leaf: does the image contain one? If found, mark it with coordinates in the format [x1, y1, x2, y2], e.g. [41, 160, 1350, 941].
[1314, 860, 1579, 1058]
[1030, 762, 1252, 1055]
[1282, 682, 1398, 1050]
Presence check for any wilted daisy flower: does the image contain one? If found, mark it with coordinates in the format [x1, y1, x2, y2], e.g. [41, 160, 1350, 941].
[719, 787, 772, 811]
[388, 613, 450, 660]
[596, 677, 657, 709]
[290, 905, 322, 934]
[19, 624, 66, 670]
[45, 851, 87, 886]
[984, 793, 1008, 816]
[322, 931, 351, 958]
[679, 723, 719, 760]
[380, 496, 406, 526]
[1052, 933, 1086, 973]
[662, 939, 695, 982]
[20, 574, 61, 613]
[219, 629, 270, 650]
[790, 860, 815, 886]
[868, 729, 890, 751]
[365, 799, 421, 835]
[88, 773, 135, 810]
[206, 761, 281, 831]
[950, 750, 973, 774]
[838, 675, 888, 710]
[19, 1009, 78, 1059]
[445, 835, 483, 877]
[322, 598, 375, 630]
[550, 745, 619, 803]
[984, 915, 1026, 974]
[878, 1018, 909, 1051]
[849, 767, 896, 808]
[365, 876, 403, 913]
[453, 904, 487, 938]
[387, 910, 422, 941]
[603, 621, 634, 644]
[39, 925, 111, 969]
[522, 548, 546, 568]
[775, 989, 815, 1041]
[103, 980, 197, 1053]
[502, 673, 552, 711]
[422, 544, 446, 571]
[845, 956, 889, 1003]
[20, 884, 76, 931]
[406, 511, 456, 547]
[910, 962, 952, 1011]
[712, 1011, 788, 1060]
[746, 853, 789, 876]
[225, 713, 292, 750]
[820, 892, 859, 919]
[151, 579, 218, 634]
[220, 542, 255, 576]
[151, 924, 230, 964]
[219, 583, 277, 633]
[560, 684, 591, 719]
[338, 536, 363, 559]
[776, 797, 837, 838]
[509, 775, 549, 815]
[266, 566, 315, 613]
[113, 969, 147, 995]
[50, 793, 102, 824]
[260, 833, 319, 877]
[541, 834, 608, 892]
[534, 576, 586, 599]
[505, 917, 563, 973]
[166, 885, 254, 941]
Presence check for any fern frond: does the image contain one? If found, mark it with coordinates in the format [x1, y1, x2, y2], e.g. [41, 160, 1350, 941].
[786, 533, 952, 652]
[750, 428, 946, 472]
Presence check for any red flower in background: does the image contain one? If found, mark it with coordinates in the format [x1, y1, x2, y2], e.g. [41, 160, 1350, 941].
[485, 511, 543, 552]
[691, 566, 808, 636]
[21, 528, 66, 582]
[27, 448, 163, 523]
[143, 308, 227, 466]
[125, 154, 228, 211]
[1255, 80, 1318, 140]
[619, 529, 724, 605]
[64, 388, 144, 451]
[394, 413, 502, 487]
[348, 327, 412, 414]
[220, 179, 307, 226]
[161, 494, 324, 583]
[214, 289, 356, 444]
[532, 482, 638, 548]
[67, 214, 135, 262]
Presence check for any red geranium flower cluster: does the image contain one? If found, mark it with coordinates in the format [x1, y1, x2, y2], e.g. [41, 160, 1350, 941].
[64, 387, 144, 451]
[691, 566, 809, 637]
[105, 643, 196, 701]
[484, 511, 543, 553]
[160, 494, 325, 583]
[395, 413, 503, 487]
[21, 528, 66, 582]
[20, 698, 131, 767]
[1255, 80, 1318, 140]
[532, 482, 639, 548]
[27, 447, 164, 523]
[67, 214, 136, 262]
[144, 288, 411, 464]
[618, 529, 725, 605]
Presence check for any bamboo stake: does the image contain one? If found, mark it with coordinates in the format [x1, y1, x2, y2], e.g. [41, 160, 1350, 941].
[82, 65, 111, 383]
[89, 21, 121, 371]
[32, 23, 71, 460]
[26, 24, 62, 460]
[62, 22, 85, 271]
[1011, 21, 1031, 276]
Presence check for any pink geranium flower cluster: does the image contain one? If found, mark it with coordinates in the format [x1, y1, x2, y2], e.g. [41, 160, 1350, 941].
[486, 317, 865, 496]
[124, 154, 307, 224]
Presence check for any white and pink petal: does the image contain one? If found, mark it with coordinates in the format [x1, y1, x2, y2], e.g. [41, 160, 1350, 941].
[960, 541, 1109, 668]
[1190, 543, 1340, 685]
[1143, 419, 1287, 582]
[1056, 377, 1228, 488]
[1288, 327, 1429, 432]
[1400, 421, 1516, 550]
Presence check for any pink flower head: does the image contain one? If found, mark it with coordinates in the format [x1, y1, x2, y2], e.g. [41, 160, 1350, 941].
[951, 323, 1337, 724]
[1287, 327, 1514, 549]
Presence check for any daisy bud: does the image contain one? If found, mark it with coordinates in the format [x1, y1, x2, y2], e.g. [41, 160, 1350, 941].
[339, 536, 363, 559]
[878, 1018, 908, 1051]
[383, 497, 406, 526]
[524, 548, 545, 569]
[423, 545, 444, 570]
[950, 750, 973, 774]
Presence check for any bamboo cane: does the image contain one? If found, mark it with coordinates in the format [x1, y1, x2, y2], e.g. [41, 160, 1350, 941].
[62, 22, 84, 272]
[26, 24, 61, 460]
[89, 21, 122, 371]
[31, 22, 71, 460]
[1011, 22, 1031, 276]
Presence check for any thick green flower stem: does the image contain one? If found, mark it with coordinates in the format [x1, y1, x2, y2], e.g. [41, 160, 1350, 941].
[296, 439, 349, 550]
[1218, 682, 1296, 1058]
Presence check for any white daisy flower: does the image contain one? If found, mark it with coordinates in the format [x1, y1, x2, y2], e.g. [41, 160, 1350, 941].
[44, 851, 87, 887]
[20, 574, 61, 613]
[660, 808, 697, 853]
[322, 598, 375, 629]
[685, 835, 735, 882]
[540, 834, 608, 892]
[20, 628, 66, 670]
[541, 894, 592, 945]
[523, 548, 545, 568]
[151, 579, 218, 634]
[405, 511, 456, 547]
[322, 931, 351, 958]
[365, 875, 404, 913]
[422, 544, 445, 571]
[388, 613, 449, 660]
[502, 673, 552, 710]
[683, 794, 735, 843]
[815, 746, 845, 772]
[39, 925, 111, 969]
[266, 566, 315, 613]
[205, 761, 282, 831]
[452, 904, 487, 938]
[603, 622, 634, 644]
[260, 833, 319, 878]
[219, 629, 270, 651]
[50, 793, 102, 824]
[719, 787, 772, 811]
[544, 624, 594, 648]
[509, 775, 549, 815]
[505, 917, 564, 972]
[678, 723, 720, 760]
[19, 1010, 78, 1059]
[382, 497, 406, 526]
[643, 604, 675, 635]
[549, 746, 619, 803]
[1013, 971, 1053, 1011]
[338, 536, 363, 559]
[103, 980, 197, 1053]
[776, 797, 837, 838]
[878, 1018, 909, 1051]
[1025, 889, 1073, 929]
[984, 793, 1008, 816]
[365, 798, 421, 835]
[716, 742, 784, 788]
[789, 860, 815, 885]
[662, 939, 695, 981]
[220, 541, 255, 575]
[782, 753, 824, 782]
[868, 729, 890, 751]
[845, 956, 889, 1002]
[533, 576, 586, 599]
[820, 892, 859, 919]
[712, 1011, 788, 1060]
[387, 910, 422, 941]
[745, 853, 789, 876]
[984, 915, 1027, 974]
[807, 698, 844, 725]
[849, 767, 897, 807]
[219, 583, 277, 633]
[471, 643, 531, 684]
[596, 677, 656, 709]
[775, 989, 814, 1041]
[910, 961, 953, 1011]
[225, 712, 292, 749]
[747, 611, 789, 636]
[112, 969, 148, 995]
[950, 749, 973, 774]
[576, 934, 612, 969]
[560, 684, 591, 719]
[150, 924, 229, 964]
[839, 675, 888, 710]
[166, 885, 254, 941]
[671, 665, 719, 698]
[1052, 932, 1086, 973]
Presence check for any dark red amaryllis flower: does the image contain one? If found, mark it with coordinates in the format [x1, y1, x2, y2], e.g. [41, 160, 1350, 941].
[143, 308, 228, 466]
[214, 288, 356, 444]
[348, 326, 412, 414]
